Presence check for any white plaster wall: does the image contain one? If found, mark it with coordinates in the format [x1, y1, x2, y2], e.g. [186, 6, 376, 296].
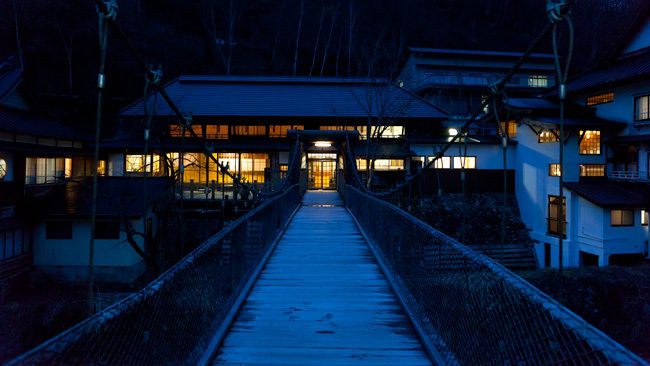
[33, 217, 149, 267]
[601, 208, 647, 257]
[108, 153, 125, 176]
[0, 150, 14, 181]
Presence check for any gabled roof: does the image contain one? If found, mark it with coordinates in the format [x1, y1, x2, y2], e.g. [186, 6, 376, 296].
[564, 180, 650, 208]
[120, 76, 447, 119]
[0, 107, 89, 141]
[547, 51, 650, 96]
[407, 47, 555, 59]
[525, 115, 626, 130]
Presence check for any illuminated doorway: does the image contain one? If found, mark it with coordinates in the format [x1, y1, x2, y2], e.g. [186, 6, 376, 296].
[308, 153, 337, 189]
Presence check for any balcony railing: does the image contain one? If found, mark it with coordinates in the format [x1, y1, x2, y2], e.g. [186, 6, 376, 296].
[608, 170, 649, 181]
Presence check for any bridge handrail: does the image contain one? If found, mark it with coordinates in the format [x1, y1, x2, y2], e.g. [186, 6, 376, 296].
[345, 185, 648, 366]
[4, 184, 303, 366]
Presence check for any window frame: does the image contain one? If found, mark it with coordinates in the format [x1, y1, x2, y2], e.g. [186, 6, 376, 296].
[549, 164, 561, 177]
[453, 156, 476, 169]
[538, 130, 559, 143]
[579, 130, 601, 155]
[586, 92, 614, 106]
[611, 209, 634, 227]
[579, 164, 605, 177]
[635, 95, 650, 122]
[547, 195, 566, 237]
[428, 156, 451, 169]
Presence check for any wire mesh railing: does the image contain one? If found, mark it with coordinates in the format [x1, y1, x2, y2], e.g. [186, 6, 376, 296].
[344, 185, 648, 366]
[4, 184, 303, 366]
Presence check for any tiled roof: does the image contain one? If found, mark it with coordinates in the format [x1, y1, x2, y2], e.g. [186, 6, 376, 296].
[524, 115, 626, 130]
[408, 47, 555, 59]
[547, 51, 650, 96]
[0, 107, 89, 141]
[564, 179, 650, 208]
[120, 76, 447, 119]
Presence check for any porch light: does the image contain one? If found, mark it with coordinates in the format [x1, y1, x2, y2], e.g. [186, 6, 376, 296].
[315, 141, 332, 148]
[449, 128, 458, 136]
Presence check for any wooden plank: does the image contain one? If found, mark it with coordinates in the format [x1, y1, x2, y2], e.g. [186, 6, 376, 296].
[212, 191, 433, 366]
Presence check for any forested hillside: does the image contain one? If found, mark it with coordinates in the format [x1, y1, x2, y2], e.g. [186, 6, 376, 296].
[0, 0, 645, 132]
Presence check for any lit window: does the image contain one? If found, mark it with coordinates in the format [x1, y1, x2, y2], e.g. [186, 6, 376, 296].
[231, 126, 267, 136]
[204, 125, 229, 139]
[642, 210, 648, 226]
[635, 95, 650, 122]
[319, 126, 356, 131]
[356, 158, 403, 170]
[25, 157, 72, 184]
[549, 164, 561, 177]
[169, 125, 203, 138]
[356, 126, 405, 140]
[97, 160, 107, 176]
[240, 153, 270, 183]
[611, 209, 634, 226]
[428, 156, 451, 169]
[528, 75, 548, 88]
[453, 156, 476, 169]
[548, 196, 566, 236]
[499, 121, 517, 138]
[538, 130, 559, 143]
[126, 155, 144, 172]
[580, 164, 605, 177]
[586, 93, 613, 106]
[0, 159, 7, 180]
[280, 164, 288, 171]
[579, 130, 600, 155]
[269, 125, 304, 138]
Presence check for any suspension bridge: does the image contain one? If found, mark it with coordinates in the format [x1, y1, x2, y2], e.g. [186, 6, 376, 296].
[4, 1, 648, 364]
[4, 181, 647, 366]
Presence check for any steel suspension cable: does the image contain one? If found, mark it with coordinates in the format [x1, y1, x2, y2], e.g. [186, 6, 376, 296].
[550, 0, 574, 297]
[92, 0, 294, 200]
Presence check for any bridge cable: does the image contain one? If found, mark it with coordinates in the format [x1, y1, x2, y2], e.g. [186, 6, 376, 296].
[87, 0, 116, 317]
[549, 0, 574, 298]
[92, 0, 299, 201]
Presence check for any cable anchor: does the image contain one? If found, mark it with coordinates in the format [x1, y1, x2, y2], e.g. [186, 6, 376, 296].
[546, 1, 567, 24]
[147, 64, 163, 86]
[98, 0, 119, 21]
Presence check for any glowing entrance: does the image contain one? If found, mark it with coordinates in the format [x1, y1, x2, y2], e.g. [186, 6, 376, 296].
[308, 153, 337, 190]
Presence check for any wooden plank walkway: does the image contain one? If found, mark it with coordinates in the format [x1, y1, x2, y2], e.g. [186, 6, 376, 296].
[213, 190, 433, 366]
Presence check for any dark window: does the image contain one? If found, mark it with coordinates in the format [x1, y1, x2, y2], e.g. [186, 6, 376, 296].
[46, 221, 73, 239]
[580, 251, 599, 266]
[94, 221, 120, 240]
[544, 243, 551, 268]
[611, 209, 634, 226]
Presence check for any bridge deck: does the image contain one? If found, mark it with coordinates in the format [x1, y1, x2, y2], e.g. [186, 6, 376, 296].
[213, 190, 433, 365]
